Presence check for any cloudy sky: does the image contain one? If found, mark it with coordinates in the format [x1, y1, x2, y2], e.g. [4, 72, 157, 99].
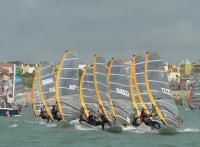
[0, 0, 199, 64]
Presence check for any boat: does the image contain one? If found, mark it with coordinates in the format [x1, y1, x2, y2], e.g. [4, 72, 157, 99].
[38, 61, 56, 121]
[189, 65, 200, 109]
[14, 76, 27, 107]
[107, 58, 133, 127]
[55, 49, 80, 127]
[32, 67, 43, 116]
[131, 52, 181, 130]
[0, 64, 21, 116]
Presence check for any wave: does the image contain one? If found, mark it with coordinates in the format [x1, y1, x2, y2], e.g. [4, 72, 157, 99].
[75, 124, 99, 131]
[8, 124, 18, 128]
[178, 128, 200, 133]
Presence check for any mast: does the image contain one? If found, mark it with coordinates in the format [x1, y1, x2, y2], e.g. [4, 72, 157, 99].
[12, 64, 16, 103]
[80, 65, 90, 118]
[130, 55, 141, 117]
[32, 69, 37, 116]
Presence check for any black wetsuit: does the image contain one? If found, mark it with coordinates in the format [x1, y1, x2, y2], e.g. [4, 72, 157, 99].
[40, 110, 50, 123]
[87, 115, 104, 130]
[51, 107, 62, 121]
[143, 116, 160, 129]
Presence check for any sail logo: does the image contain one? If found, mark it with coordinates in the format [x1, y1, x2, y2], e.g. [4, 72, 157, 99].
[116, 88, 130, 96]
[69, 85, 77, 90]
[42, 78, 53, 85]
[161, 88, 172, 95]
[49, 87, 55, 92]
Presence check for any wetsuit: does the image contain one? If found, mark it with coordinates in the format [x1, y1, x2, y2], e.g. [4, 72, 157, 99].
[132, 117, 140, 127]
[51, 107, 62, 121]
[40, 109, 50, 123]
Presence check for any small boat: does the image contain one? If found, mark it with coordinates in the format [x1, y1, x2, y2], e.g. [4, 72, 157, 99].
[0, 64, 21, 116]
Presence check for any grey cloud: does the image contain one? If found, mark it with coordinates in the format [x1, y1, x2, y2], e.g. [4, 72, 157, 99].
[0, 0, 200, 64]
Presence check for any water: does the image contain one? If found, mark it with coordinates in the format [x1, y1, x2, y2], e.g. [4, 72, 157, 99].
[0, 106, 200, 147]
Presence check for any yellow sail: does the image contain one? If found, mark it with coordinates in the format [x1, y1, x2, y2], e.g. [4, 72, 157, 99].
[144, 51, 167, 125]
[93, 54, 110, 120]
[131, 55, 150, 115]
[79, 65, 90, 118]
[32, 68, 38, 116]
[106, 59, 117, 117]
[38, 62, 54, 120]
[55, 50, 68, 120]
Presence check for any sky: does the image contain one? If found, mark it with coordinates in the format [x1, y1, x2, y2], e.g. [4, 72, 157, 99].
[0, 0, 200, 65]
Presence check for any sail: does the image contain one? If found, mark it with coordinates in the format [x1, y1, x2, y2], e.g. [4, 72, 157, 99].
[80, 65, 99, 118]
[189, 66, 200, 109]
[145, 51, 179, 127]
[93, 55, 112, 121]
[129, 57, 141, 117]
[32, 69, 43, 116]
[107, 58, 133, 125]
[14, 76, 26, 105]
[38, 61, 56, 120]
[56, 49, 80, 121]
[133, 54, 152, 115]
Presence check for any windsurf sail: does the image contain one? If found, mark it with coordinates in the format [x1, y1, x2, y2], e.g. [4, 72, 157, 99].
[80, 65, 99, 118]
[144, 51, 179, 127]
[189, 65, 200, 109]
[38, 61, 56, 120]
[32, 68, 43, 116]
[107, 58, 133, 125]
[132, 54, 151, 115]
[56, 49, 80, 121]
[93, 55, 112, 121]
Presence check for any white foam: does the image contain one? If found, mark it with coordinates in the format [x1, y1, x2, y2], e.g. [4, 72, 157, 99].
[46, 124, 57, 128]
[178, 128, 200, 133]
[75, 124, 99, 131]
[9, 124, 18, 128]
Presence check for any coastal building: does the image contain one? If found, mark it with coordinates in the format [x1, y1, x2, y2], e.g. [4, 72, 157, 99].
[180, 57, 192, 79]
[179, 57, 192, 90]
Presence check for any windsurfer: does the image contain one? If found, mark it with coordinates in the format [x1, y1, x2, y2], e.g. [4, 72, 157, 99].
[130, 112, 140, 127]
[51, 104, 62, 121]
[140, 109, 160, 129]
[81, 111, 105, 130]
[39, 107, 50, 123]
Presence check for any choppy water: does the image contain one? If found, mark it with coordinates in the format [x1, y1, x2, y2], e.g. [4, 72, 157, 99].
[0, 106, 200, 147]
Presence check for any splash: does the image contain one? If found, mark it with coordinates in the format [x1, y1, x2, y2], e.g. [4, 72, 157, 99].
[8, 124, 18, 128]
[178, 128, 200, 133]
